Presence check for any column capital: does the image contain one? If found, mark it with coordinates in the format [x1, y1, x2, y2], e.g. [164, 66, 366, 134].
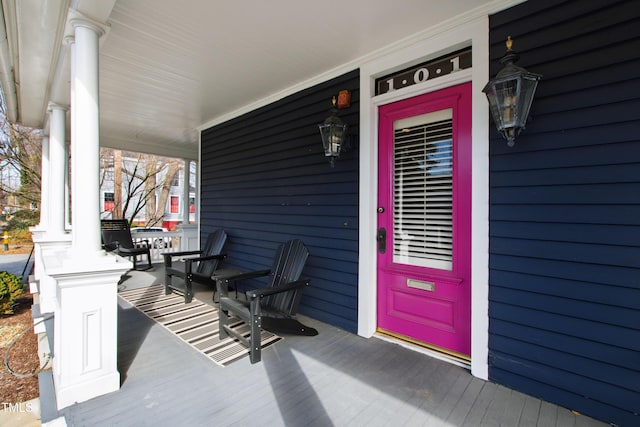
[66, 9, 110, 39]
[48, 102, 69, 113]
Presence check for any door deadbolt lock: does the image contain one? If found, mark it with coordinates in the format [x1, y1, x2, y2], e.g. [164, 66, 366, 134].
[377, 227, 386, 253]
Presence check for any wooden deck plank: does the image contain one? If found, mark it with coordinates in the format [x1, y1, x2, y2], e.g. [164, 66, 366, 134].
[265, 336, 409, 426]
[359, 355, 444, 426]
[329, 349, 437, 426]
[502, 388, 528, 426]
[520, 394, 542, 427]
[210, 332, 370, 424]
[575, 413, 612, 427]
[421, 366, 474, 424]
[539, 400, 559, 426]
[462, 381, 499, 426]
[47, 276, 610, 427]
[217, 330, 376, 424]
[403, 362, 462, 426]
[445, 377, 485, 425]
[557, 406, 577, 427]
[480, 384, 512, 426]
[330, 345, 415, 422]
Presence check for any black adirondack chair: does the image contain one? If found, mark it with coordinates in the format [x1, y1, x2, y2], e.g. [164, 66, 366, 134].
[101, 219, 152, 271]
[163, 229, 227, 303]
[217, 239, 317, 364]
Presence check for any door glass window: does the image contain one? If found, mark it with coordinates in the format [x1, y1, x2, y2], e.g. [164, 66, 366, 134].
[393, 109, 453, 270]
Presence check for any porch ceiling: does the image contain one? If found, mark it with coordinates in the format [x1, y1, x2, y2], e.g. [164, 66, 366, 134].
[2, 0, 495, 159]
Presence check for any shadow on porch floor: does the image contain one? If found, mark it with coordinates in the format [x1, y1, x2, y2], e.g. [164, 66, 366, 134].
[44, 266, 607, 427]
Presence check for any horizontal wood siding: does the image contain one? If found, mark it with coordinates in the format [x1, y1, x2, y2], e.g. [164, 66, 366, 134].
[200, 70, 359, 332]
[488, 1, 640, 426]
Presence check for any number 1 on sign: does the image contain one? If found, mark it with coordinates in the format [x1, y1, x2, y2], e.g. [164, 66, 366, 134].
[450, 56, 460, 72]
[386, 78, 396, 92]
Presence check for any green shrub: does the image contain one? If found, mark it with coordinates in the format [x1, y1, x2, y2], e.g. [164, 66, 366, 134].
[0, 271, 24, 314]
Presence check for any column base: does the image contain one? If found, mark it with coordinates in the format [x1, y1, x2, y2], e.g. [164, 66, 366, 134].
[45, 249, 131, 410]
[54, 370, 120, 410]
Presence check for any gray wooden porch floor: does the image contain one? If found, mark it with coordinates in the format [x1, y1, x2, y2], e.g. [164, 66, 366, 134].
[49, 267, 607, 427]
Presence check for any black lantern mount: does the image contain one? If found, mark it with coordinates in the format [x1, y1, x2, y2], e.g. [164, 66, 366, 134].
[483, 36, 542, 147]
[318, 91, 351, 167]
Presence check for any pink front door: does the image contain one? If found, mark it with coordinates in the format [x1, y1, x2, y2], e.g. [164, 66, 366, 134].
[377, 83, 472, 357]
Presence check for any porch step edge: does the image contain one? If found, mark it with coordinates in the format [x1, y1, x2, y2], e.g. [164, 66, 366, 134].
[38, 369, 60, 423]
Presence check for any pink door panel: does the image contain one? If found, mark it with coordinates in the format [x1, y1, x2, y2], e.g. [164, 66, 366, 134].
[377, 83, 472, 357]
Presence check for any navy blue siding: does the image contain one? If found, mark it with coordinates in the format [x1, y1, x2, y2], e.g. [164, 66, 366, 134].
[200, 70, 359, 332]
[488, 1, 640, 426]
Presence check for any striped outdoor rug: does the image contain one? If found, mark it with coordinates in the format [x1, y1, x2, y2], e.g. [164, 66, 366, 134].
[118, 284, 281, 367]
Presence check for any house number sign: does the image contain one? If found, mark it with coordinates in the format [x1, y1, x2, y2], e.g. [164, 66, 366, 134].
[375, 48, 472, 95]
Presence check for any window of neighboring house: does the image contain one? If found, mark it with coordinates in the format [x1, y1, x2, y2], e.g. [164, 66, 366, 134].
[189, 197, 195, 213]
[170, 196, 179, 213]
[104, 192, 115, 212]
[171, 171, 180, 187]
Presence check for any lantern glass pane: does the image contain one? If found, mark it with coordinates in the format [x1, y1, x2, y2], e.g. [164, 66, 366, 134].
[485, 87, 502, 132]
[494, 79, 518, 128]
[319, 123, 347, 157]
[514, 75, 540, 129]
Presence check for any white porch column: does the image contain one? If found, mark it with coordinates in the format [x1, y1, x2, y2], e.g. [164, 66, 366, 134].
[65, 35, 74, 233]
[31, 132, 48, 287]
[38, 135, 50, 229]
[48, 103, 68, 238]
[31, 104, 73, 314]
[31, 132, 49, 284]
[69, 18, 103, 256]
[182, 159, 190, 224]
[177, 159, 198, 250]
[43, 12, 131, 410]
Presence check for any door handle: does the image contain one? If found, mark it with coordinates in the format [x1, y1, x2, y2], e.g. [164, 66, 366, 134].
[377, 227, 386, 254]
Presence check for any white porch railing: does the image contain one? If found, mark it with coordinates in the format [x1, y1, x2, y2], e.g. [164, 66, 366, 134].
[130, 227, 198, 262]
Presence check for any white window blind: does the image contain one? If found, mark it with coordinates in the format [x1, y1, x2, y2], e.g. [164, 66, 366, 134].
[393, 109, 453, 270]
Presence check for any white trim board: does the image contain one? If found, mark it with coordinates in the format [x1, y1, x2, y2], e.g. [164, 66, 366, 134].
[358, 14, 490, 381]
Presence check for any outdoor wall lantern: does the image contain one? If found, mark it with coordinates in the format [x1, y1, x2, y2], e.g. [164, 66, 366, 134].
[318, 90, 350, 167]
[483, 36, 542, 147]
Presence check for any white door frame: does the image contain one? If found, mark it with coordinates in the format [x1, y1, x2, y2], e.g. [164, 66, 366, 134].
[358, 13, 490, 380]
